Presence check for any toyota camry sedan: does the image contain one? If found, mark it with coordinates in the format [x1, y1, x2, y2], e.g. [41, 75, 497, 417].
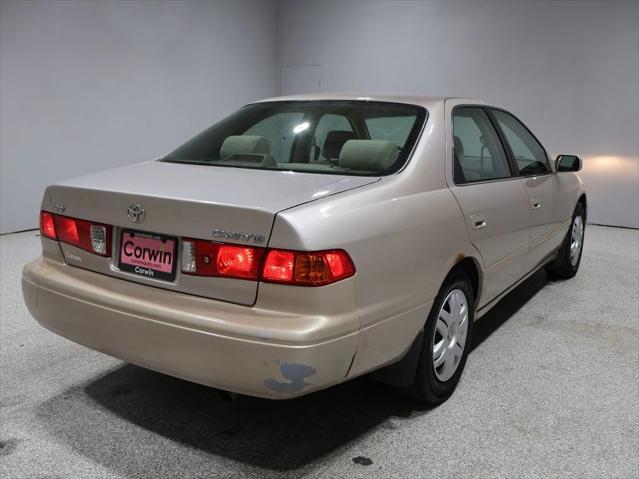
[22, 94, 586, 404]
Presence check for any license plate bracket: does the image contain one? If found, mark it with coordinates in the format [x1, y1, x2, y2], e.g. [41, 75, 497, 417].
[118, 229, 178, 281]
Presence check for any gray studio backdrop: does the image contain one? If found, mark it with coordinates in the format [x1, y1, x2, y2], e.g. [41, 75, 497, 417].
[1, 0, 638, 234]
[0, 0, 278, 233]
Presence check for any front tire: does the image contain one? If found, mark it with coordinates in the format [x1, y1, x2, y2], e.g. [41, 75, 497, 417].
[545, 202, 586, 279]
[401, 273, 474, 405]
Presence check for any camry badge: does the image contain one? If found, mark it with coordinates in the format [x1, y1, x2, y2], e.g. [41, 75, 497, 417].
[127, 204, 145, 223]
[212, 228, 265, 244]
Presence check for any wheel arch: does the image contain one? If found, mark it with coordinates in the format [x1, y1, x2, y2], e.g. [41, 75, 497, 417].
[449, 256, 482, 307]
[371, 253, 483, 388]
[577, 193, 587, 219]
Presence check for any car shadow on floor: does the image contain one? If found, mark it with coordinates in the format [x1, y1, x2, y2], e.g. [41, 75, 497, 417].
[471, 269, 549, 351]
[38, 368, 423, 475]
[36, 270, 549, 475]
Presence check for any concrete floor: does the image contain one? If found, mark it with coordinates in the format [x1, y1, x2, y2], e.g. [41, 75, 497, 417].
[1, 225, 637, 479]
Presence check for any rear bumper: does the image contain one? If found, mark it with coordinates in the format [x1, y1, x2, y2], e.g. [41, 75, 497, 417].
[22, 257, 358, 399]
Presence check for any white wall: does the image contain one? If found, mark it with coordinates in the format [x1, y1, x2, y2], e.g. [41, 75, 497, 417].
[2, 0, 637, 232]
[278, 0, 639, 228]
[0, 0, 277, 233]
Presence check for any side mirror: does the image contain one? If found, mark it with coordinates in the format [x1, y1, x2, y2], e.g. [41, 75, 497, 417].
[555, 154, 582, 172]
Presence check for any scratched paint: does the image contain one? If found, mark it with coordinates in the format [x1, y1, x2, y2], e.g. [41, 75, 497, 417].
[264, 362, 317, 393]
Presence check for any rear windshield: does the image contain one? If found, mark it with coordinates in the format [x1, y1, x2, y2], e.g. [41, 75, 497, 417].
[161, 101, 427, 176]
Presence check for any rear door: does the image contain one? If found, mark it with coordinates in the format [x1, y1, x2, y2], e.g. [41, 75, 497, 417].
[490, 109, 563, 272]
[445, 101, 531, 306]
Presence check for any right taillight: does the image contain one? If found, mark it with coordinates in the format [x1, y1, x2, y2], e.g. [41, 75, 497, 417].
[181, 238, 264, 280]
[261, 250, 295, 282]
[261, 249, 355, 286]
[181, 239, 355, 286]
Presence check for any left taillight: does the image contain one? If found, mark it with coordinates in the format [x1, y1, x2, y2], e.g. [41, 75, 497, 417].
[40, 211, 111, 257]
[40, 211, 57, 240]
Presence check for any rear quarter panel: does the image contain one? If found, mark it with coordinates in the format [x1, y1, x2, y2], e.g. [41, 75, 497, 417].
[266, 102, 484, 376]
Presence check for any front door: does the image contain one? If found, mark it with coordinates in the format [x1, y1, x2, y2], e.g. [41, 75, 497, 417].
[490, 109, 563, 271]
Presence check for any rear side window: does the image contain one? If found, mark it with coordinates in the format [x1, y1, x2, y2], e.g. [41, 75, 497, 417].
[491, 110, 550, 176]
[453, 107, 512, 184]
[163, 101, 427, 176]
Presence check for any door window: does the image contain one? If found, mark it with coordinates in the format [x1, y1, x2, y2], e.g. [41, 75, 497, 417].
[452, 107, 512, 184]
[491, 110, 550, 176]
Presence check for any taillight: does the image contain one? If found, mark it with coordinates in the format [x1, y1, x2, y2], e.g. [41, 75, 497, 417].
[261, 250, 294, 282]
[181, 239, 355, 286]
[40, 211, 57, 240]
[262, 249, 355, 286]
[217, 245, 261, 279]
[42, 212, 111, 257]
[181, 239, 264, 280]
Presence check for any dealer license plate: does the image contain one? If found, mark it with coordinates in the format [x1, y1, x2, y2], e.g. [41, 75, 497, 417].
[119, 230, 177, 281]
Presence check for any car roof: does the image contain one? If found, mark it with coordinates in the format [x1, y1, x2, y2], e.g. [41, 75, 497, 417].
[252, 92, 484, 109]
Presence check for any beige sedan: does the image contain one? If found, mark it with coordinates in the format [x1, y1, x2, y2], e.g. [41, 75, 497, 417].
[22, 94, 586, 404]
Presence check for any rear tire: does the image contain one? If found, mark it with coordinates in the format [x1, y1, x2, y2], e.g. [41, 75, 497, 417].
[545, 202, 586, 279]
[399, 273, 474, 405]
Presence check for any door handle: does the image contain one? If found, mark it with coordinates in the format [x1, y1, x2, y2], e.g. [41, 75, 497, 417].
[470, 213, 486, 230]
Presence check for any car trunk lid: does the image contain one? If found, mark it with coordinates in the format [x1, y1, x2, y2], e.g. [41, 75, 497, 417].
[43, 160, 378, 305]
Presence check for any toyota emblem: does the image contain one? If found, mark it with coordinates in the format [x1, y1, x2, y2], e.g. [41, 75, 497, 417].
[127, 204, 145, 223]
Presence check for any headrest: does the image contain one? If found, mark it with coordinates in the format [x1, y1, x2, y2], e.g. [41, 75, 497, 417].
[453, 136, 464, 159]
[220, 135, 271, 160]
[339, 140, 399, 171]
[322, 130, 357, 159]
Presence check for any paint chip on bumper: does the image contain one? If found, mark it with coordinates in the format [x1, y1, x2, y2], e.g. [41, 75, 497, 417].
[264, 362, 317, 393]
